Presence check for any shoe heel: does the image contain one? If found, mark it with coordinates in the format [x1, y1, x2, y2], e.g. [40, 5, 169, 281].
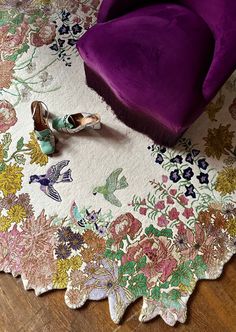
[92, 121, 101, 130]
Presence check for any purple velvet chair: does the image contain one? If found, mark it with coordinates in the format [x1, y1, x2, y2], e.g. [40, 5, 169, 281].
[77, 0, 236, 146]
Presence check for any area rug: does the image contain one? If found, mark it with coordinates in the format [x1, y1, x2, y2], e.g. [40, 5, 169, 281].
[0, 1, 236, 327]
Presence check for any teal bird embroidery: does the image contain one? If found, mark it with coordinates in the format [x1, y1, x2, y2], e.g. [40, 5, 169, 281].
[93, 168, 128, 207]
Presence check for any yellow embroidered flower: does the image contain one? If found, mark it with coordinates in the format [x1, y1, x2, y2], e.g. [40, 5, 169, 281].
[204, 124, 234, 159]
[0, 216, 12, 232]
[53, 256, 83, 289]
[215, 167, 236, 195]
[0, 164, 23, 196]
[0, 144, 4, 162]
[25, 132, 48, 166]
[8, 204, 26, 223]
[226, 218, 236, 236]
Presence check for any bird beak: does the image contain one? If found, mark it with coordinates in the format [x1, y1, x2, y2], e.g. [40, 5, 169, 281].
[29, 180, 32, 184]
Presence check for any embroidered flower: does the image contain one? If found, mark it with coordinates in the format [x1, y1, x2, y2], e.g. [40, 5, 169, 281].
[0, 194, 17, 210]
[170, 155, 183, 164]
[0, 164, 23, 196]
[68, 233, 84, 251]
[53, 256, 82, 289]
[109, 213, 142, 245]
[0, 216, 12, 232]
[157, 215, 169, 227]
[55, 243, 72, 259]
[30, 21, 56, 47]
[182, 167, 194, 181]
[168, 208, 179, 221]
[25, 132, 48, 166]
[0, 61, 14, 89]
[169, 169, 181, 183]
[57, 226, 74, 242]
[139, 207, 147, 215]
[178, 195, 188, 206]
[204, 124, 234, 159]
[226, 218, 236, 236]
[0, 100, 17, 133]
[155, 201, 165, 210]
[8, 204, 26, 223]
[185, 184, 196, 199]
[222, 203, 236, 220]
[182, 208, 194, 219]
[155, 154, 164, 164]
[196, 173, 209, 184]
[185, 153, 193, 164]
[215, 167, 236, 195]
[197, 159, 209, 170]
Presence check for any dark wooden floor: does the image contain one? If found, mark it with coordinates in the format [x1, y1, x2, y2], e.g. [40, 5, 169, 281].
[0, 256, 235, 332]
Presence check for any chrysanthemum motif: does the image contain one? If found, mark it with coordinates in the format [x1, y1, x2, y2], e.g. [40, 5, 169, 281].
[0, 164, 23, 196]
[222, 203, 236, 219]
[8, 204, 26, 223]
[215, 167, 236, 195]
[0, 194, 17, 210]
[68, 233, 84, 251]
[25, 132, 48, 166]
[57, 226, 74, 243]
[55, 243, 71, 259]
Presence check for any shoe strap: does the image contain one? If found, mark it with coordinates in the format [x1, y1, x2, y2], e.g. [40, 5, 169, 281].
[53, 115, 75, 130]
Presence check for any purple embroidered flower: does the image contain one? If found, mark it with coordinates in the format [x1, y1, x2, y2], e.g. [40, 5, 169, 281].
[86, 209, 101, 223]
[197, 158, 209, 170]
[170, 169, 181, 183]
[72, 24, 82, 34]
[170, 155, 183, 164]
[185, 184, 196, 198]
[0, 194, 17, 209]
[155, 154, 164, 164]
[59, 24, 70, 35]
[183, 167, 194, 180]
[55, 243, 71, 259]
[97, 226, 107, 237]
[185, 153, 194, 164]
[191, 149, 200, 157]
[17, 193, 30, 208]
[68, 232, 84, 250]
[159, 147, 166, 154]
[196, 173, 209, 184]
[57, 227, 74, 242]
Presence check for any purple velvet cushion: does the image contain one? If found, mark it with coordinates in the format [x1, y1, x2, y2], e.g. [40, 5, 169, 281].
[77, 4, 214, 131]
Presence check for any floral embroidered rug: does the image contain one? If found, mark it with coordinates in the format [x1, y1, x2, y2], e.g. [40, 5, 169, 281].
[0, 1, 236, 327]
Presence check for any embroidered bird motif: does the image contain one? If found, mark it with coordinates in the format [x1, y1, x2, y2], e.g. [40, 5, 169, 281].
[29, 160, 73, 202]
[70, 201, 101, 228]
[93, 168, 128, 207]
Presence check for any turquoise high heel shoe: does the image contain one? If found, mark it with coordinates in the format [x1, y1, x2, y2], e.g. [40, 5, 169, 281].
[31, 101, 56, 155]
[52, 112, 101, 134]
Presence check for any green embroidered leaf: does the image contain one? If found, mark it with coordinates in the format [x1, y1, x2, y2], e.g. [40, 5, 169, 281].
[16, 137, 24, 151]
[151, 286, 161, 301]
[118, 275, 128, 287]
[14, 154, 26, 165]
[145, 225, 173, 238]
[2, 133, 12, 151]
[115, 250, 124, 260]
[106, 238, 114, 249]
[119, 240, 124, 249]
[0, 162, 6, 172]
[169, 289, 181, 301]
[104, 249, 116, 260]
[8, 26, 16, 34]
[11, 13, 24, 25]
[170, 261, 193, 287]
[128, 273, 147, 297]
[136, 256, 147, 271]
[119, 261, 135, 275]
[191, 255, 207, 279]
[160, 281, 170, 289]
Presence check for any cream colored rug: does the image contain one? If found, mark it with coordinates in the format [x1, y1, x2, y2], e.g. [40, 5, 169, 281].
[0, 1, 235, 326]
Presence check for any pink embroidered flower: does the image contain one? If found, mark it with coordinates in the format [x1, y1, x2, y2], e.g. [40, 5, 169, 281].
[122, 235, 177, 282]
[139, 207, 147, 216]
[0, 20, 30, 57]
[109, 213, 142, 244]
[0, 224, 24, 277]
[168, 208, 179, 220]
[166, 196, 174, 204]
[177, 221, 186, 235]
[0, 100, 17, 133]
[162, 175, 168, 183]
[178, 194, 189, 205]
[157, 215, 169, 227]
[182, 207, 194, 219]
[169, 189, 177, 196]
[155, 200, 165, 210]
[30, 20, 56, 47]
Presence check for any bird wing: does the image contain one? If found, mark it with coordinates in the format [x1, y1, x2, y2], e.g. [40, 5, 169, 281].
[46, 160, 70, 183]
[40, 184, 62, 202]
[104, 192, 122, 207]
[70, 201, 86, 227]
[105, 168, 123, 192]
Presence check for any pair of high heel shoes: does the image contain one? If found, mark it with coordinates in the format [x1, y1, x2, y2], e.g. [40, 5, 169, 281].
[32, 101, 101, 155]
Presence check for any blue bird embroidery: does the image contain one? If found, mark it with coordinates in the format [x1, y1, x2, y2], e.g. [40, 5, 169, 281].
[29, 160, 73, 202]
